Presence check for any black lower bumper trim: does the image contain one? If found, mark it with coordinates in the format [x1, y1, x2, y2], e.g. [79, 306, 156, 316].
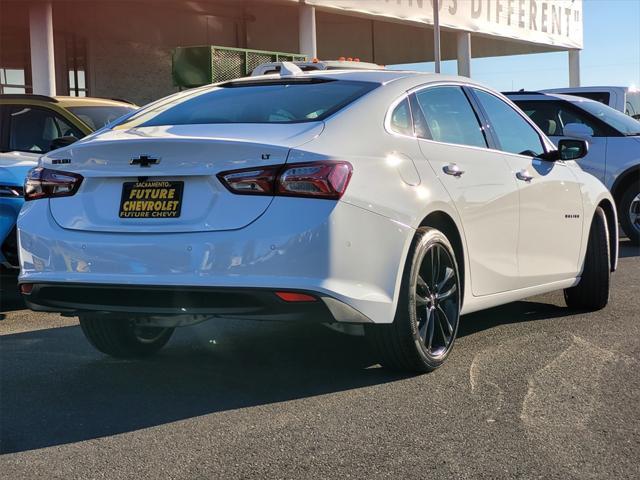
[21, 282, 366, 323]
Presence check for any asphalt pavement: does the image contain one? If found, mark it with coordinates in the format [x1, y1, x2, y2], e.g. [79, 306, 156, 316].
[1, 241, 639, 479]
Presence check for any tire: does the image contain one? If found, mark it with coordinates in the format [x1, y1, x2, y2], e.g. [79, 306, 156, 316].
[564, 207, 610, 311]
[619, 182, 640, 245]
[79, 314, 174, 358]
[365, 227, 461, 373]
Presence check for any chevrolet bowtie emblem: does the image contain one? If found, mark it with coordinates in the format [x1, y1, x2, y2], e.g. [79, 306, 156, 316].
[130, 155, 159, 167]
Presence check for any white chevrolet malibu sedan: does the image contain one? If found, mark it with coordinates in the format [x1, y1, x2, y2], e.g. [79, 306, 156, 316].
[18, 69, 618, 372]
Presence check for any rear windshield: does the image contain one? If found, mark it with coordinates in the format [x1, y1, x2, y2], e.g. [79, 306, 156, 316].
[571, 91, 611, 105]
[579, 100, 640, 136]
[67, 106, 136, 130]
[127, 79, 378, 127]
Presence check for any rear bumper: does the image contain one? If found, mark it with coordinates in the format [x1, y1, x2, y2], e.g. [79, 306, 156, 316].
[18, 197, 414, 324]
[21, 282, 372, 323]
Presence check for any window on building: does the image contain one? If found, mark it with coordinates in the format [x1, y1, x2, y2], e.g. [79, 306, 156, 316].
[66, 34, 89, 97]
[0, 68, 28, 94]
[68, 69, 87, 97]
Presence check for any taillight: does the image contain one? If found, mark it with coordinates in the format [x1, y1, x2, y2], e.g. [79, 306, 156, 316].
[24, 167, 84, 201]
[217, 161, 352, 200]
[217, 166, 280, 195]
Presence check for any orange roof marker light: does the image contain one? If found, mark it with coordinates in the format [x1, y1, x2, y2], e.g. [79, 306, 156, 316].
[312, 57, 319, 63]
[338, 56, 346, 61]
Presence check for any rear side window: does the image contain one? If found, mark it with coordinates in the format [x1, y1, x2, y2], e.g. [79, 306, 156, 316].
[473, 90, 545, 157]
[130, 79, 378, 126]
[8, 106, 82, 153]
[412, 86, 487, 148]
[389, 98, 413, 136]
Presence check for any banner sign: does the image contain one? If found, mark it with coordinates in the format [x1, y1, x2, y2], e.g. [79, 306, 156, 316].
[299, 0, 583, 49]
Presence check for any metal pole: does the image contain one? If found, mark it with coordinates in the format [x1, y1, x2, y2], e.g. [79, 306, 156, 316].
[433, 0, 441, 73]
[568, 49, 581, 87]
[456, 32, 471, 78]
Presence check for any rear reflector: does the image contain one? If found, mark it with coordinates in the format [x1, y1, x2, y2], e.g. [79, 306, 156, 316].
[275, 291, 317, 302]
[20, 283, 33, 295]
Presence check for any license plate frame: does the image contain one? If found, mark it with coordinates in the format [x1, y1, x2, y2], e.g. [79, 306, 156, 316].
[119, 180, 184, 219]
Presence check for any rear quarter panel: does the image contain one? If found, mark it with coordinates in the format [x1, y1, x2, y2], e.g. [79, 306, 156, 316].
[289, 81, 471, 314]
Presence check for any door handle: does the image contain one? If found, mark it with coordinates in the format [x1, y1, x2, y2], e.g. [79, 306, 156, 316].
[443, 163, 465, 177]
[516, 170, 534, 182]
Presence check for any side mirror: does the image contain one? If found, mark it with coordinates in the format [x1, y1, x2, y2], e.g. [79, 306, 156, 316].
[563, 122, 593, 139]
[50, 136, 78, 151]
[538, 139, 589, 162]
[558, 138, 589, 161]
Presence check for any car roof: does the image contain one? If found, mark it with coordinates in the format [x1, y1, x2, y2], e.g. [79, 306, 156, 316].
[543, 86, 630, 93]
[229, 69, 485, 89]
[0, 94, 136, 107]
[504, 91, 602, 104]
[54, 96, 136, 108]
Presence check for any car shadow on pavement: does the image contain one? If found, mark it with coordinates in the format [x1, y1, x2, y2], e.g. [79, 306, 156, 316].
[458, 299, 572, 338]
[618, 239, 640, 258]
[0, 270, 24, 314]
[0, 319, 410, 454]
[1, 293, 582, 455]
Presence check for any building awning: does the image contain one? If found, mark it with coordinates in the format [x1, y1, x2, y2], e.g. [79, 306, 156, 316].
[287, 0, 582, 64]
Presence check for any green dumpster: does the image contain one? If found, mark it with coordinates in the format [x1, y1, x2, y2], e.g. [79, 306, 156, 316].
[172, 45, 307, 88]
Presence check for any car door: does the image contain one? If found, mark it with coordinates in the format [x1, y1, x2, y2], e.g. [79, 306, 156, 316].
[513, 99, 610, 184]
[6, 104, 82, 154]
[473, 89, 584, 288]
[411, 85, 520, 296]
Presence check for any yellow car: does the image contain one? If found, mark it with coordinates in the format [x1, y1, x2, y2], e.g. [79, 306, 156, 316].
[0, 94, 137, 154]
[0, 95, 136, 268]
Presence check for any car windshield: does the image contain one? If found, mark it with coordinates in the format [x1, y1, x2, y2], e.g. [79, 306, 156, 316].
[121, 79, 378, 127]
[577, 99, 640, 135]
[67, 105, 137, 130]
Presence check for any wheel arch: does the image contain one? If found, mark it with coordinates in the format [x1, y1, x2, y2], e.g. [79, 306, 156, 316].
[418, 210, 466, 307]
[610, 165, 640, 205]
[597, 198, 619, 272]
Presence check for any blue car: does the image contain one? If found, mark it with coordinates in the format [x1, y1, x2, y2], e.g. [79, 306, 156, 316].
[0, 152, 38, 268]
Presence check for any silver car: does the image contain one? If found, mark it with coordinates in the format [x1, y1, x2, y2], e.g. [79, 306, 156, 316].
[508, 92, 640, 245]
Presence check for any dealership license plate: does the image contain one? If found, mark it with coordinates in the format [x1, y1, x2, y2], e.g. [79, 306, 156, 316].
[119, 180, 184, 218]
